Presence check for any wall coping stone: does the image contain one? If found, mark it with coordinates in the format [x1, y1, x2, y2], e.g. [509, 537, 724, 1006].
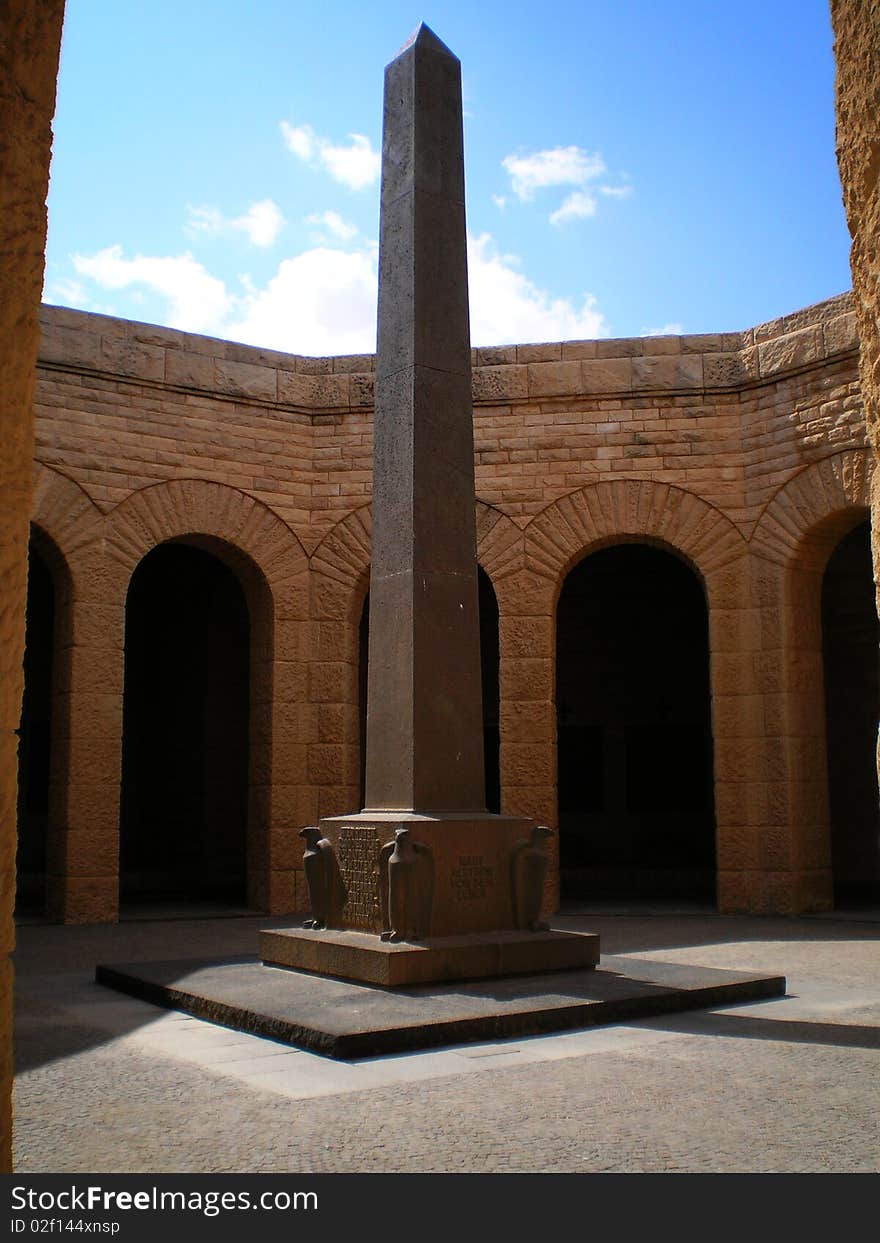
[38, 292, 857, 412]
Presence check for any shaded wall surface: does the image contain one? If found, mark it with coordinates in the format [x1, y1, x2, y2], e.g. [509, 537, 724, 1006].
[832, 3, 880, 890]
[27, 293, 873, 923]
[1, 0, 66, 1174]
[821, 521, 880, 902]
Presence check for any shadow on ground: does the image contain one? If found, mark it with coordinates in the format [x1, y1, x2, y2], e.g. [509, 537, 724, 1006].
[13, 908, 880, 1073]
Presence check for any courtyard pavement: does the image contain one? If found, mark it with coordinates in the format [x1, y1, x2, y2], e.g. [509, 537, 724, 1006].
[11, 909, 880, 1173]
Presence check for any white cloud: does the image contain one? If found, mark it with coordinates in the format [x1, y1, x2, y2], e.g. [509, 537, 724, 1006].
[549, 191, 598, 226]
[280, 121, 316, 161]
[492, 194, 507, 210]
[306, 210, 358, 241]
[468, 232, 605, 346]
[642, 322, 684, 336]
[46, 277, 92, 308]
[502, 145, 606, 201]
[228, 248, 378, 354]
[599, 184, 633, 198]
[187, 199, 284, 248]
[281, 120, 380, 190]
[70, 228, 606, 355]
[319, 134, 380, 191]
[186, 205, 224, 236]
[72, 245, 233, 333]
[235, 200, 285, 246]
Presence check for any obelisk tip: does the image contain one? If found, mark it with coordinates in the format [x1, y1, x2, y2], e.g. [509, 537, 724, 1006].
[392, 22, 459, 64]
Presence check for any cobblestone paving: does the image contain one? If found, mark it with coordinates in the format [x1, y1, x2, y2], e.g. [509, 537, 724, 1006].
[11, 913, 880, 1173]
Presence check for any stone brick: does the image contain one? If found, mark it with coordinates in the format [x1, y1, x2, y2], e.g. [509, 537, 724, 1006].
[164, 349, 216, 390]
[560, 340, 597, 360]
[499, 658, 553, 702]
[527, 361, 583, 398]
[516, 343, 561, 363]
[579, 357, 633, 392]
[56, 876, 118, 924]
[39, 323, 100, 369]
[823, 311, 859, 355]
[632, 354, 704, 390]
[499, 616, 552, 658]
[100, 334, 165, 382]
[716, 869, 751, 913]
[473, 365, 528, 402]
[703, 353, 746, 387]
[214, 358, 277, 402]
[503, 742, 554, 785]
[757, 326, 824, 377]
[267, 868, 297, 914]
[595, 337, 643, 358]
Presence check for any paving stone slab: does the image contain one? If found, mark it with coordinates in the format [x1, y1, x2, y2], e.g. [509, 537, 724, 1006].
[95, 955, 786, 1060]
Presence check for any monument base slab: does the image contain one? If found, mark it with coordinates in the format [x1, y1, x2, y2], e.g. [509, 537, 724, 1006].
[95, 954, 787, 1060]
[259, 926, 600, 986]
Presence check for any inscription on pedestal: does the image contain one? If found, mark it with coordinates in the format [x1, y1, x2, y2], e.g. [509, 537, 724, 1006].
[337, 826, 382, 930]
[451, 854, 495, 902]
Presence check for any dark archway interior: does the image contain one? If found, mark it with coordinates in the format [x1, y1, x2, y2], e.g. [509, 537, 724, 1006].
[15, 541, 54, 915]
[358, 566, 501, 812]
[478, 568, 501, 814]
[822, 519, 880, 906]
[121, 543, 249, 905]
[557, 543, 716, 903]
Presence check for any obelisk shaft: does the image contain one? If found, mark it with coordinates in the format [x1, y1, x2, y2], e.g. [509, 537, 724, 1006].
[364, 24, 486, 814]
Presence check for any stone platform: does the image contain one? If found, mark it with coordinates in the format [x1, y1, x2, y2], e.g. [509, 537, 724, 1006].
[95, 954, 786, 1060]
[259, 926, 600, 986]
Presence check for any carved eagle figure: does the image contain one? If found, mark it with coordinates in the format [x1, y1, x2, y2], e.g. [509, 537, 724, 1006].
[510, 824, 553, 931]
[300, 826, 347, 929]
[380, 827, 434, 941]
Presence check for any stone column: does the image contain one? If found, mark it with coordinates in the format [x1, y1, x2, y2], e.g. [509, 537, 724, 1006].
[261, 26, 599, 983]
[365, 24, 484, 814]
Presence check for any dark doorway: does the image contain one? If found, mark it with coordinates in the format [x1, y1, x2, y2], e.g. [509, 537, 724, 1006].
[556, 543, 716, 902]
[120, 542, 249, 907]
[822, 519, 880, 907]
[15, 540, 55, 915]
[478, 568, 501, 814]
[357, 566, 501, 812]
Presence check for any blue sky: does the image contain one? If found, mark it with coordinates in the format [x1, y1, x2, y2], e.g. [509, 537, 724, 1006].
[44, 0, 852, 354]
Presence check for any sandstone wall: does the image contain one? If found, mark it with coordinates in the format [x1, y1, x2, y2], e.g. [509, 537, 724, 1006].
[0, 0, 65, 1175]
[36, 294, 860, 542]
[29, 293, 865, 922]
[832, 4, 880, 808]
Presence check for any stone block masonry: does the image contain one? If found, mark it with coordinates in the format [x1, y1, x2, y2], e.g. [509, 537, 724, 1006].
[29, 289, 866, 925]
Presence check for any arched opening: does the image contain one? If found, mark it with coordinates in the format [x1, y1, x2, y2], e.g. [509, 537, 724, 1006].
[120, 542, 250, 909]
[15, 539, 55, 915]
[822, 519, 880, 907]
[357, 566, 501, 812]
[556, 543, 716, 903]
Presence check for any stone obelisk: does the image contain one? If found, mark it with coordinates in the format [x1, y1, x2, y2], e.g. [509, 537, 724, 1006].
[365, 24, 485, 815]
[261, 25, 599, 984]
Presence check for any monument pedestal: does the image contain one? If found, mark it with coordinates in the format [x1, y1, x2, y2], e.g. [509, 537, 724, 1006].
[319, 811, 547, 935]
[260, 926, 600, 987]
[261, 811, 600, 985]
